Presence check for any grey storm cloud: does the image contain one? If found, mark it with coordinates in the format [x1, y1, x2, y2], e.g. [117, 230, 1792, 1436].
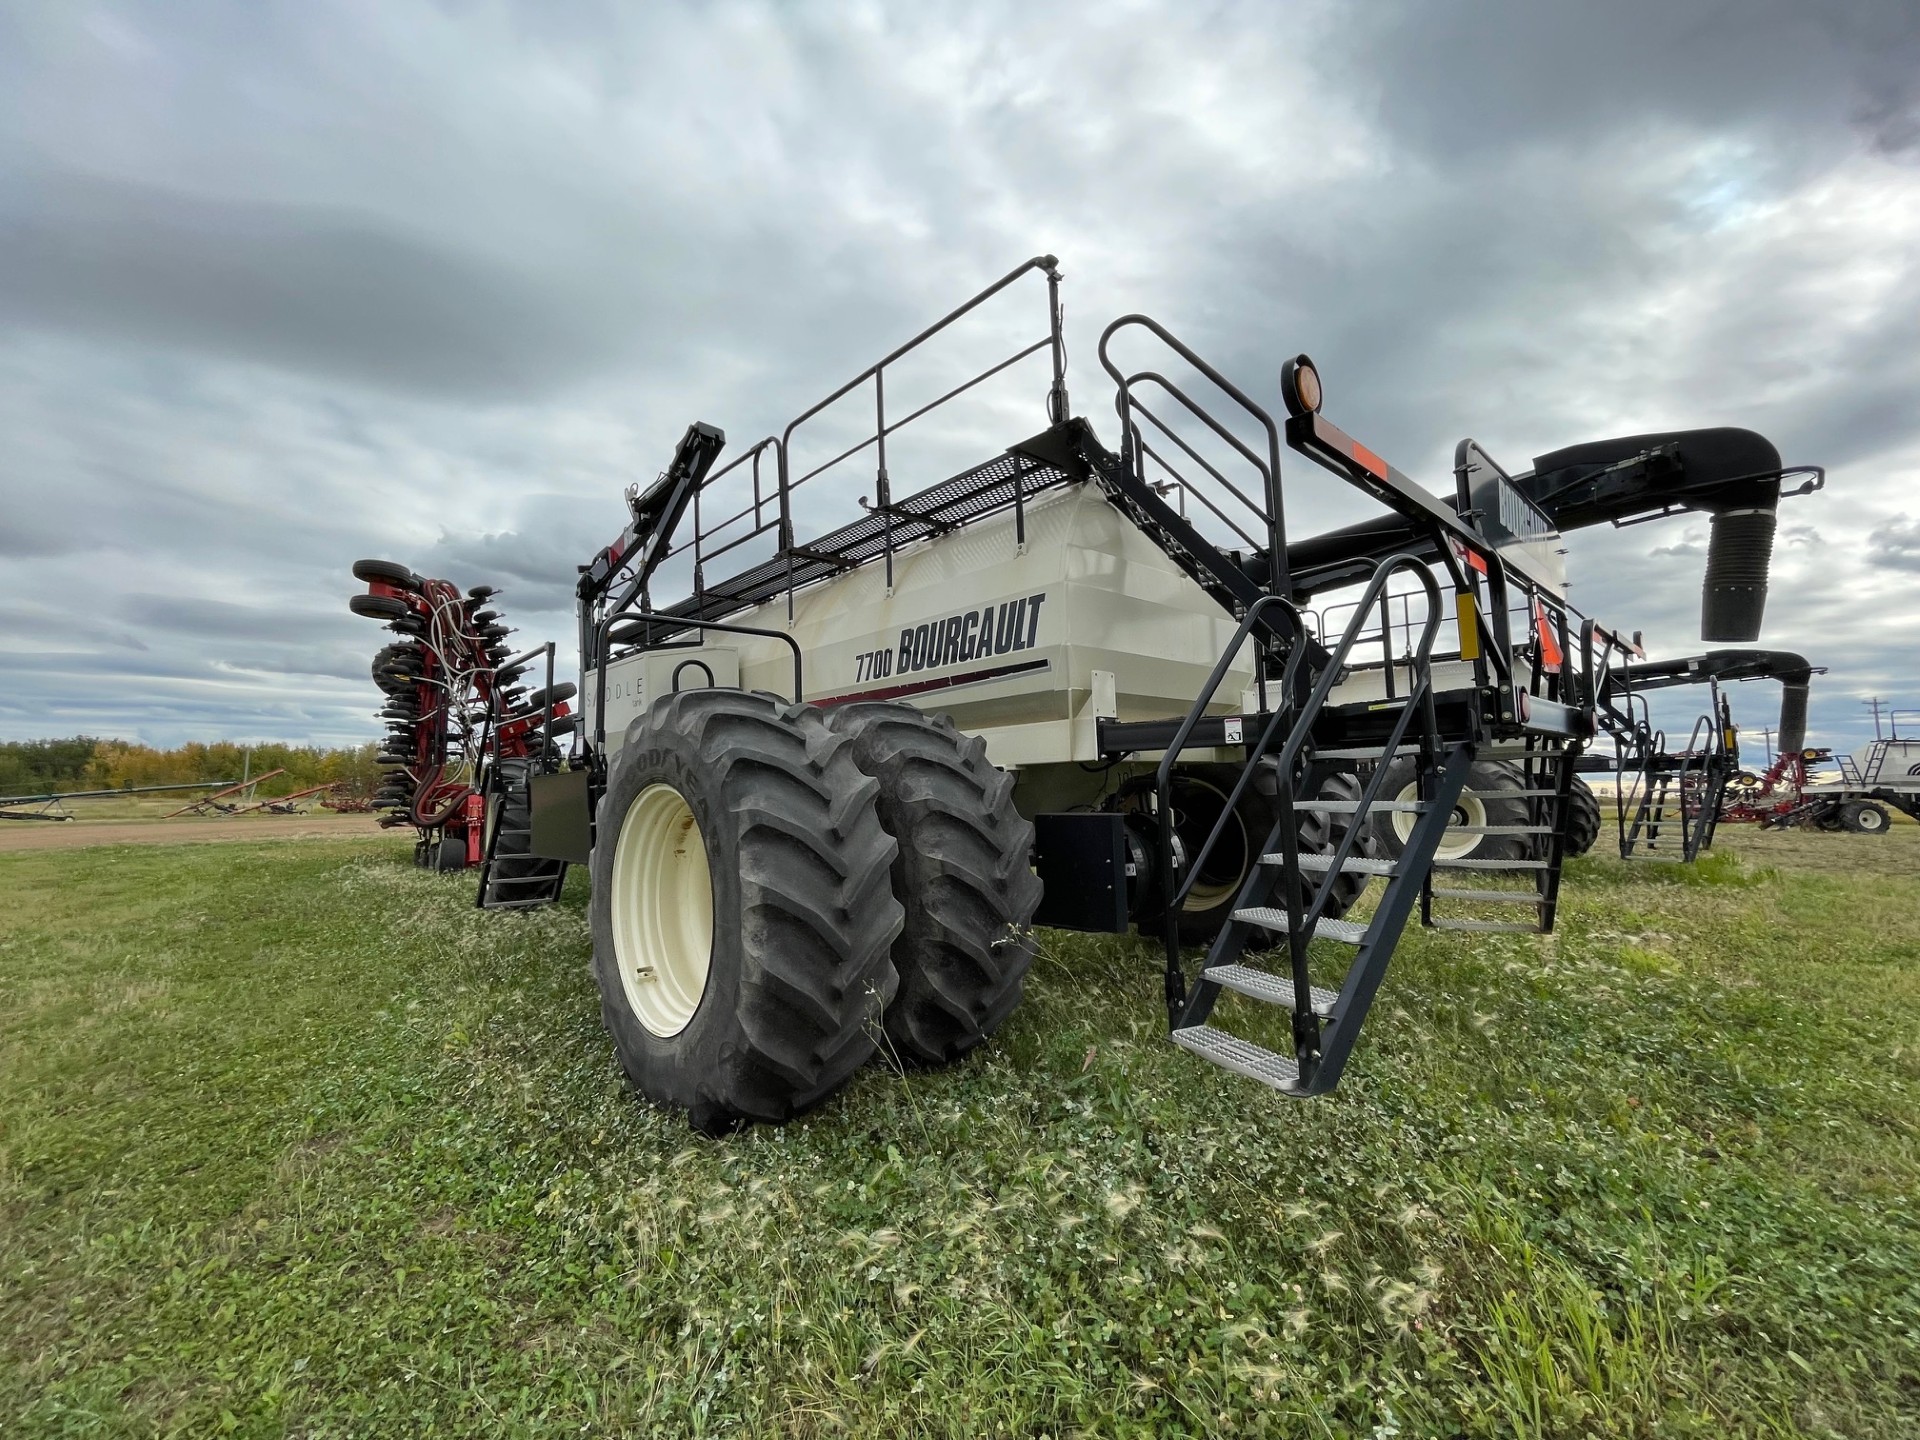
[0, 172, 628, 401]
[0, 0, 1917, 753]
[1867, 515, 1920, 574]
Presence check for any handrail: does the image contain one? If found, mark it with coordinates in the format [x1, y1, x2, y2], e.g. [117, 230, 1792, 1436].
[1148, 594, 1306, 1016]
[1123, 373, 1274, 525]
[776, 256, 1067, 589]
[1256, 558, 1444, 1001]
[1153, 554, 1444, 1029]
[1615, 713, 1662, 853]
[591, 258, 1068, 656]
[789, 337, 1054, 490]
[1098, 315, 1287, 587]
[591, 612, 805, 757]
[1134, 436, 1265, 552]
[1155, 598, 1310, 904]
[1673, 713, 1715, 858]
[660, 437, 781, 566]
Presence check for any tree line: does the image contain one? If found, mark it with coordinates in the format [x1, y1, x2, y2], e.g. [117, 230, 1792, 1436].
[0, 738, 383, 800]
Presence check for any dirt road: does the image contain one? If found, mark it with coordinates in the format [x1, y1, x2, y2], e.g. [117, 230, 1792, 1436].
[0, 813, 386, 854]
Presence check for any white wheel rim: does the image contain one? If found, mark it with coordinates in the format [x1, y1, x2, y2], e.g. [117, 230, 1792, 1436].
[1175, 778, 1246, 912]
[1390, 779, 1489, 860]
[610, 783, 713, 1037]
[1859, 808, 1886, 832]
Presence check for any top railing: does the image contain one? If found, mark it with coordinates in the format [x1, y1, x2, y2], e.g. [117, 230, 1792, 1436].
[632, 257, 1068, 613]
[1097, 315, 1288, 585]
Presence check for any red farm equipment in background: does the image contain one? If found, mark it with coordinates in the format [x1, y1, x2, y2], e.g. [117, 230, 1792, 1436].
[1723, 718, 1920, 835]
[348, 559, 575, 898]
[1720, 746, 1827, 826]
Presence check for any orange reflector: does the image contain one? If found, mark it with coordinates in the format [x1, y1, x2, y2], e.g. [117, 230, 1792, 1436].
[1351, 442, 1388, 479]
[1448, 538, 1490, 576]
[1533, 600, 1564, 673]
[1457, 593, 1481, 660]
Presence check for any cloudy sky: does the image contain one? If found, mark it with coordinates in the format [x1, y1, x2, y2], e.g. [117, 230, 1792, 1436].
[3, 0, 1917, 760]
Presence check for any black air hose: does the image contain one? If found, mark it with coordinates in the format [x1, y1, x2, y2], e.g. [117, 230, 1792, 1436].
[1702, 506, 1778, 642]
[1525, 427, 1789, 644]
[1777, 678, 1810, 757]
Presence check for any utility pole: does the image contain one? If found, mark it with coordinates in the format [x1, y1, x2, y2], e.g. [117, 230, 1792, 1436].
[1757, 727, 1776, 766]
[1864, 697, 1887, 740]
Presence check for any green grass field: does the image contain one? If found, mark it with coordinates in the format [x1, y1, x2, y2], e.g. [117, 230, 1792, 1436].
[3, 829, 1917, 1437]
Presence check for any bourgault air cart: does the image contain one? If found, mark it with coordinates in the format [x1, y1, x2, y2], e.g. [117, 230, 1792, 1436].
[357, 258, 1818, 1133]
[1747, 714, 1920, 833]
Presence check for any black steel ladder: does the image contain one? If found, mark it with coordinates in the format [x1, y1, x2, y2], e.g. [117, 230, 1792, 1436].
[1157, 557, 1475, 1096]
[475, 757, 569, 911]
[1419, 736, 1578, 936]
[1617, 714, 1720, 863]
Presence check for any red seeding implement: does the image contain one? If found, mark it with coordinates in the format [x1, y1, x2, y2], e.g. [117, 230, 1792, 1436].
[352, 258, 1827, 1132]
[1724, 710, 1920, 834]
[347, 559, 574, 903]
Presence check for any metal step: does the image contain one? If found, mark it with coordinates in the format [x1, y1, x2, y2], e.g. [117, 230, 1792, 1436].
[1284, 852, 1398, 875]
[1203, 963, 1339, 1017]
[1449, 824, 1552, 835]
[1232, 908, 1370, 944]
[1295, 798, 1424, 813]
[1169, 1025, 1302, 1093]
[1430, 919, 1541, 934]
[1431, 857, 1550, 870]
[1429, 887, 1541, 903]
[1312, 744, 1420, 760]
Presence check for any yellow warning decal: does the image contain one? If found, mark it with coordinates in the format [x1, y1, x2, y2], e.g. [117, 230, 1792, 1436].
[1457, 593, 1481, 660]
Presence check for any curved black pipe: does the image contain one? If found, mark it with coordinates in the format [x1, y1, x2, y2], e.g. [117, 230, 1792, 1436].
[1524, 427, 1788, 642]
[1611, 648, 1815, 756]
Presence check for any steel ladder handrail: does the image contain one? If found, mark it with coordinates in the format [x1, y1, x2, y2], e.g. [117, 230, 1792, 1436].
[1155, 554, 1444, 1027]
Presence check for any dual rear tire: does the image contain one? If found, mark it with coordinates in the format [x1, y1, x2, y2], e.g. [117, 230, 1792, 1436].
[1136, 765, 1373, 947]
[589, 692, 1039, 1134]
[1367, 762, 1603, 862]
[1841, 800, 1891, 834]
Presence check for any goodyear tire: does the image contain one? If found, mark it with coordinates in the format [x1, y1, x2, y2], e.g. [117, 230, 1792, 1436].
[820, 702, 1041, 1068]
[1371, 759, 1529, 865]
[1564, 776, 1602, 858]
[590, 690, 902, 1134]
